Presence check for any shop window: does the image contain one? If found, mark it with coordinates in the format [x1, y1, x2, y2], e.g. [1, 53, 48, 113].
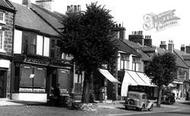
[0, 30, 4, 52]
[20, 65, 46, 90]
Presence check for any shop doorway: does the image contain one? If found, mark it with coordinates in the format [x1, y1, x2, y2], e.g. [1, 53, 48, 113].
[0, 70, 7, 98]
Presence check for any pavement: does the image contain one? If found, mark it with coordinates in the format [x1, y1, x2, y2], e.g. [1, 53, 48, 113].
[0, 98, 189, 116]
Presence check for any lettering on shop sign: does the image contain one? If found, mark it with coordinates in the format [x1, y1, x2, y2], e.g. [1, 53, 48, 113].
[50, 59, 71, 66]
[143, 9, 180, 31]
[24, 58, 48, 65]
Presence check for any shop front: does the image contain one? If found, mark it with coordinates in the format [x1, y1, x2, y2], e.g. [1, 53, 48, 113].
[11, 55, 73, 102]
[0, 59, 11, 98]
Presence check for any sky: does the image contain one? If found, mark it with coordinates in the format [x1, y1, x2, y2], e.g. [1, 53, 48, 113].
[13, 0, 190, 49]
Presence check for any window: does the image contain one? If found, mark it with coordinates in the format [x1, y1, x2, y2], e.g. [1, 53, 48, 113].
[20, 65, 46, 89]
[14, 30, 22, 54]
[132, 57, 141, 71]
[0, 30, 4, 51]
[30, 38, 36, 55]
[0, 12, 5, 24]
[120, 54, 129, 70]
[36, 35, 43, 55]
[43, 37, 50, 57]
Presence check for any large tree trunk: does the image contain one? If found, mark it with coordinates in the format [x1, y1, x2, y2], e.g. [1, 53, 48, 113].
[157, 86, 163, 107]
[81, 70, 94, 103]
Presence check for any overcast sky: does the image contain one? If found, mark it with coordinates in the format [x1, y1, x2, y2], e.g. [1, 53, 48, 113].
[13, 0, 190, 49]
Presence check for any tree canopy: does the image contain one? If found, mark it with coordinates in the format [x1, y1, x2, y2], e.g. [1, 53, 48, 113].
[61, 3, 117, 72]
[145, 52, 177, 87]
[61, 2, 117, 103]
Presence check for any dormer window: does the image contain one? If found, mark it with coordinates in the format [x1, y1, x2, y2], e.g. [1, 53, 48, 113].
[0, 11, 5, 24]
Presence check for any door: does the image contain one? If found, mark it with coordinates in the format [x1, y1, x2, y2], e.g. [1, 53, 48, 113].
[0, 70, 7, 98]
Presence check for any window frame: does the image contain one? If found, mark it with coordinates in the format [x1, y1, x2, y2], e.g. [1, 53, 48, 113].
[0, 30, 5, 52]
[0, 11, 5, 24]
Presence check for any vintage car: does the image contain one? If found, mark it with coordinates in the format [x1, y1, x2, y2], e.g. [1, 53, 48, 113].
[124, 91, 154, 111]
[161, 92, 175, 105]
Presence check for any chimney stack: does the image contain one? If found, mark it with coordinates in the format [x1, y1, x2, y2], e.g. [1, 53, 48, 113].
[129, 31, 144, 46]
[168, 40, 174, 52]
[22, 0, 31, 7]
[160, 41, 167, 50]
[35, 0, 53, 11]
[186, 45, 190, 54]
[66, 5, 81, 14]
[144, 35, 152, 46]
[181, 44, 186, 52]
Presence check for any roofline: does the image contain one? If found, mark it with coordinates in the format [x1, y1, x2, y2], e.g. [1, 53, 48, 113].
[0, 5, 16, 13]
[15, 25, 60, 38]
[120, 39, 141, 57]
[173, 50, 189, 69]
[30, 6, 63, 37]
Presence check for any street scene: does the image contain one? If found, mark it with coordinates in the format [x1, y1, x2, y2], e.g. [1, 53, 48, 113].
[0, 0, 190, 116]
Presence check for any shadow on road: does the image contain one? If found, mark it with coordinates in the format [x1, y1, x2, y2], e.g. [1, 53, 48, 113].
[166, 111, 190, 115]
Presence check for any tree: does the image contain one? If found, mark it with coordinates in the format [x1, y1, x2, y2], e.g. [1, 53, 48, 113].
[145, 52, 177, 107]
[61, 3, 117, 103]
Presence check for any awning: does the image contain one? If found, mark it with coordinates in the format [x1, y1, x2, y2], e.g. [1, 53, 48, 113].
[127, 70, 147, 86]
[173, 81, 183, 84]
[99, 68, 120, 84]
[121, 70, 156, 96]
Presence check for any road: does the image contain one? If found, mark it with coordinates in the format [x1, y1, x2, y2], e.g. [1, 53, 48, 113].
[109, 102, 190, 116]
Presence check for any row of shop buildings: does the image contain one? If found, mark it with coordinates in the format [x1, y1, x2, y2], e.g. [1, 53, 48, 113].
[0, 0, 190, 102]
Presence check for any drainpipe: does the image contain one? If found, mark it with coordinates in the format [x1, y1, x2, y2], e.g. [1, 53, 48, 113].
[10, 8, 16, 99]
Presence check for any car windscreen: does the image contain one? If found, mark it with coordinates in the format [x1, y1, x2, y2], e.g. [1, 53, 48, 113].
[127, 93, 140, 99]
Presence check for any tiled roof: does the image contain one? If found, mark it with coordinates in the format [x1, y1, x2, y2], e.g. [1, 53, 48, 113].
[112, 39, 140, 56]
[175, 49, 190, 67]
[11, 2, 59, 37]
[174, 51, 188, 68]
[30, 3, 65, 33]
[0, 0, 14, 11]
[122, 39, 150, 61]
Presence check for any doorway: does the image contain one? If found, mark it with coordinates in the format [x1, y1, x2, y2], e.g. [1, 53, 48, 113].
[0, 70, 7, 98]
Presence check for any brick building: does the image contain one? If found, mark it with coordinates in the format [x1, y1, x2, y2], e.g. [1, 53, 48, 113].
[0, 0, 15, 98]
[10, 1, 73, 102]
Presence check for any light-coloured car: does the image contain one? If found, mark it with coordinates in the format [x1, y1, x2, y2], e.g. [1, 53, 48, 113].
[124, 91, 153, 111]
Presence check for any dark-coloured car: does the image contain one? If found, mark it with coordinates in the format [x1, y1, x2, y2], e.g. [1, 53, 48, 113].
[124, 91, 154, 111]
[161, 92, 175, 104]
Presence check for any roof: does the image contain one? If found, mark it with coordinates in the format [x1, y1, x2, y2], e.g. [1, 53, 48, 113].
[11, 2, 59, 37]
[149, 47, 188, 69]
[174, 49, 190, 68]
[122, 39, 151, 61]
[112, 39, 140, 56]
[0, 0, 15, 12]
[30, 3, 65, 33]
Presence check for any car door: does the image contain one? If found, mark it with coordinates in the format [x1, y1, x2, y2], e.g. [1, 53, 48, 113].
[142, 94, 148, 107]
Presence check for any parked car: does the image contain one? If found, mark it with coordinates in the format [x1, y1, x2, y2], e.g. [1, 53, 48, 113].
[124, 91, 154, 111]
[161, 92, 175, 105]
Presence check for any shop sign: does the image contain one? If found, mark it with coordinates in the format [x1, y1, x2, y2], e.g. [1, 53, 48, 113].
[24, 57, 49, 65]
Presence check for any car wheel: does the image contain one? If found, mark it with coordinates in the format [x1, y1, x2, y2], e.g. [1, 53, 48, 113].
[148, 104, 153, 111]
[139, 104, 145, 111]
